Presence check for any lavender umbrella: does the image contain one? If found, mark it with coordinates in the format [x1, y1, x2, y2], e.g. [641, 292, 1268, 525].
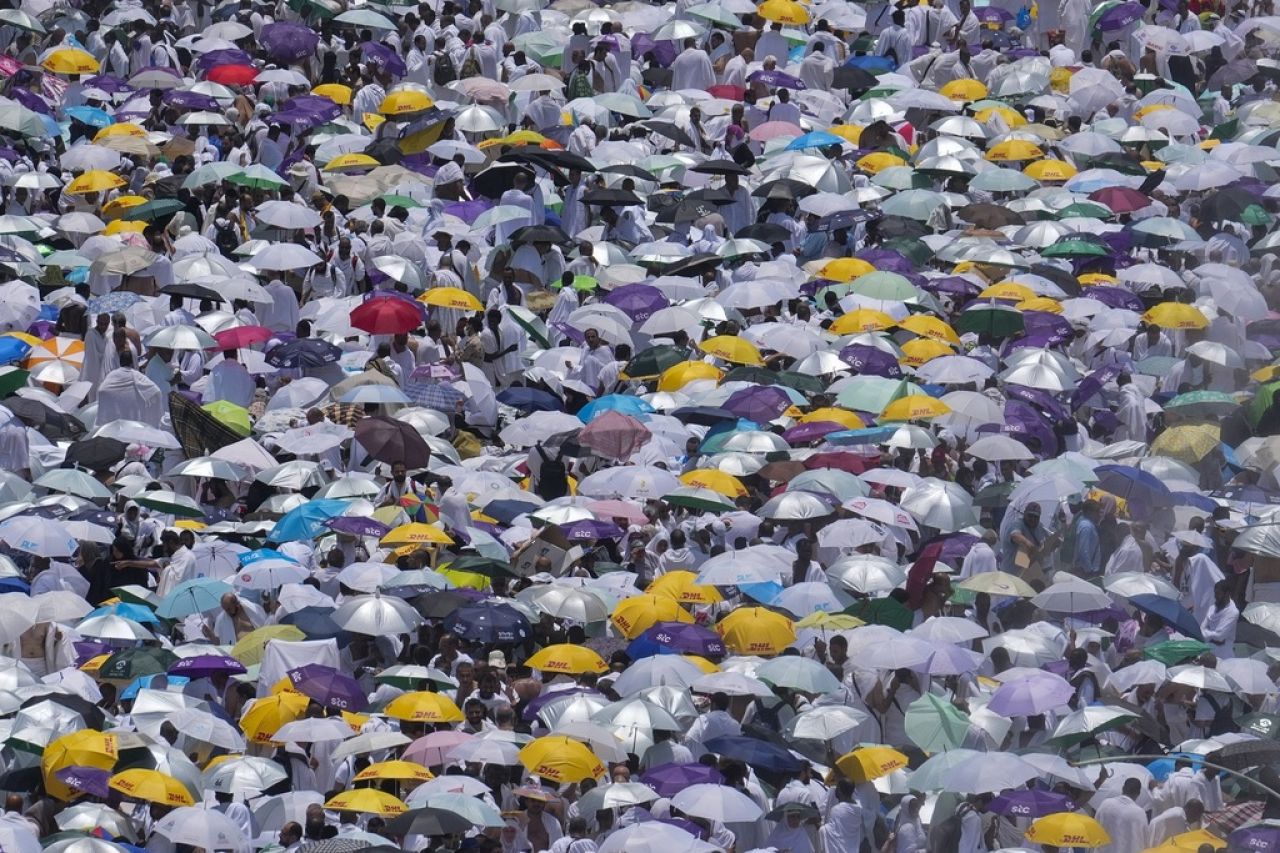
[1020, 311, 1074, 344]
[11, 89, 50, 115]
[1071, 364, 1122, 411]
[723, 385, 794, 423]
[261, 22, 320, 63]
[82, 74, 133, 94]
[1086, 286, 1144, 311]
[748, 69, 806, 89]
[989, 790, 1075, 818]
[640, 762, 724, 797]
[922, 276, 982, 298]
[558, 518, 625, 541]
[1229, 825, 1280, 852]
[1098, 2, 1144, 30]
[1001, 400, 1058, 455]
[324, 516, 391, 538]
[973, 5, 1012, 21]
[988, 671, 1075, 716]
[783, 421, 847, 444]
[443, 199, 492, 225]
[164, 89, 220, 111]
[1004, 385, 1070, 423]
[603, 284, 669, 322]
[840, 344, 903, 378]
[55, 766, 113, 798]
[287, 663, 367, 711]
[629, 621, 727, 658]
[284, 94, 343, 122]
[168, 654, 248, 678]
[631, 33, 677, 67]
[271, 109, 330, 134]
[198, 48, 254, 70]
[360, 41, 407, 76]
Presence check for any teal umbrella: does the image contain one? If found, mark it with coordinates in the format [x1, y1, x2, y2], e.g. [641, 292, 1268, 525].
[879, 189, 947, 220]
[227, 164, 288, 190]
[1166, 389, 1239, 416]
[1042, 238, 1111, 258]
[182, 162, 244, 189]
[156, 578, 235, 619]
[851, 271, 918, 301]
[127, 199, 185, 222]
[905, 693, 972, 753]
[834, 377, 923, 414]
[955, 302, 1025, 337]
[969, 168, 1037, 193]
[1054, 201, 1112, 219]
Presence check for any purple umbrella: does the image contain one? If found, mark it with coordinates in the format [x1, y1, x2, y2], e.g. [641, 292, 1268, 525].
[723, 385, 794, 423]
[551, 322, 586, 345]
[198, 48, 254, 70]
[11, 89, 50, 115]
[632, 33, 677, 67]
[1004, 385, 1070, 423]
[325, 516, 391, 538]
[1071, 364, 1122, 411]
[168, 655, 248, 678]
[521, 687, 604, 721]
[1007, 47, 1040, 58]
[973, 5, 1012, 21]
[261, 22, 320, 63]
[1098, 2, 1144, 29]
[1001, 400, 1058, 455]
[856, 248, 914, 273]
[82, 74, 133, 94]
[840, 344, 903, 378]
[603, 283, 669, 322]
[989, 789, 1075, 818]
[1020, 311, 1075, 344]
[1230, 824, 1280, 852]
[988, 671, 1075, 716]
[630, 621, 726, 658]
[921, 276, 982, 298]
[164, 89, 220, 111]
[920, 532, 978, 566]
[270, 109, 331, 133]
[783, 421, 847, 444]
[55, 766, 113, 799]
[640, 762, 724, 797]
[1086, 285, 1144, 311]
[558, 518, 625, 541]
[74, 640, 112, 664]
[288, 663, 367, 711]
[360, 41, 407, 77]
[748, 69, 806, 89]
[443, 198, 493, 225]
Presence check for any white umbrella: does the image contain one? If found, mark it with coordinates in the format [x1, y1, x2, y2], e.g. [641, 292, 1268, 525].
[827, 555, 906, 594]
[0, 516, 76, 556]
[965, 434, 1035, 462]
[597, 823, 719, 853]
[274, 717, 357, 743]
[256, 200, 323, 229]
[671, 784, 764, 822]
[613, 656, 705, 695]
[247, 243, 324, 271]
[143, 324, 217, 351]
[152, 808, 247, 851]
[333, 593, 423, 635]
[784, 706, 870, 741]
[899, 478, 978, 532]
[516, 585, 609, 623]
[165, 707, 245, 750]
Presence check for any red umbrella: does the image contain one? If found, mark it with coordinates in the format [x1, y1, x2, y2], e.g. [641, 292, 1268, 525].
[1087, 186, 1149, 214]
[214, 325, 273, 350]
[350, 295, 425, 335]
[207, 64, 258, 86]
[707, 84, 745, 100]
[577, 410, 652, 461]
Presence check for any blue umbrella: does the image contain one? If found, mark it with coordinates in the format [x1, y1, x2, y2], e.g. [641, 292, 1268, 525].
[826, 426, 897, 446]
[88, 292, 143, 314]
[64, 106, 114, 128]
[267, 499, 352, 543]
[1128, 594, 1204, 641]
[266, 338, 341, 368]
[119, 673, 190, 701]
[1093, 464, 1175, 507]
[0, 336, 30, 365]
[496, 387, 562, 413]
[239, 547, 299, 565]
[703, 735, 804, 772]
[578, 394, 654, 423]
[156, 578, 235, 619]
[281, 607, 351, 646]
[444, 602, 531, 645]
[785, 130, 846, 151]
[86, 602, 161, 624]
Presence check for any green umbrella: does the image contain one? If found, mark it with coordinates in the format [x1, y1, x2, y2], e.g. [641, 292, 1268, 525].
[904, 693, 972, 753]
[723, 366, 824, 395]
[1210, 117, 1239, 141]
[955, 302, 1025, 337]
[1134, 355, 1180, 376]
[883, 237, 933, 266]
[504, 305, 550, 349]
[1041, 238, 1112, 258]
[851, 271, 918, 301]
[872, 167, 931, 192]
[127, 198, 185, 222]
[1247, 381, 1280, 429]
[1242, 204, 1273, 226]
[380, 194, 422, 209]
[1054, 202, 1113, 220]
[1238, 712, 1280, 740]
[286, 0, 340, 18]
[1142, 638, 1212, 665]
[0, 366, 27, 397]
[112, 585, 160, 608]
[686, 2, 744, 26]
[446, 556, 516, 577]
[844, 597, 912, 631]
[663, 486, 735, 513]
[100, 647, 177, 681]
[879, 189, 947, 220]
[625, 345, 688, 379]
[182, 162, 244, 190]
[970, 168, 1037, 193]
[133, 490, 205, 518]
[834, 377, 922, 413]
[1166, 390, 1239, 416]
[973, 481, 1016, 508]
[227, 164, 289, 190]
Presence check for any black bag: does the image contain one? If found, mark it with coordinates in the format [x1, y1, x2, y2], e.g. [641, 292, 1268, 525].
[1202, 693, 1235, 737]
[535, 447, 568, 501]
[213, 221, 240, 255]
[929, 803, 971, 853]
[433, 51, 457, 86]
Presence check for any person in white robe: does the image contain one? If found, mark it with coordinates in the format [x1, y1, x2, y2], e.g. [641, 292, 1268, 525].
[1105, 522, 1150, 575]
[207, 350, 256, 408]
[1200, 579, 1239, 656]
[1059, 0, 1090, 57]
[798, 45, 835, 90]
[97, 359, 165, 428]
[81, 314, 117, 403]
[958, 529, 997, 578]
[1115, 374, 1148, 442]
[1148, 800, 1204, 847]
[1175, 544, 1224, 619]
[261, 279, 300, 333]
[1095, 779, 1149, 853]
[671, 40, 715, 92]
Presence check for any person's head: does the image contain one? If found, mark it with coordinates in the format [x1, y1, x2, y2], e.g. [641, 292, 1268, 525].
[584, 328, 601, 349]
[1081, 499, 1101, 521]
[464, 697, 486, 727]
[391, 460, 407, 483]
[710, 691, 730, 711]
[1214, 578, 1232, 607]
[1122, 777, 1142, 799]
[220, 592, 241, 617]
[1023, 503, 1041, 527]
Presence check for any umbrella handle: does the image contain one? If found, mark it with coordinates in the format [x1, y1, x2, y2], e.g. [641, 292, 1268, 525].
[1071, 754, 1280, 802]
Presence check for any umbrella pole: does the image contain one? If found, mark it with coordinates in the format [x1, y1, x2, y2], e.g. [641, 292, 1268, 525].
[1071, 755, 1280, 802]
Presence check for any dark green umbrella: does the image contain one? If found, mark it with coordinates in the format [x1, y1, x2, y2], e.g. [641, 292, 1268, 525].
[1238, 712, 1280, 741]
[1042, 238, 1112, 257]
[843, 597, 912, 631]
[955, 302, 1025, 338]
[624, 345, 688, 379]
[444, 555, 515, 577]
[722, 366, 823, 395]
[973, 481, 1016, 507]
[1054, 202, 1113, 220]
[126, 199, 185, 222]
[882, 237, 933, 266]
[100, 647, 177, 681]
[1142, 638, 1211, 665]
[1243, 204, 1273, 226]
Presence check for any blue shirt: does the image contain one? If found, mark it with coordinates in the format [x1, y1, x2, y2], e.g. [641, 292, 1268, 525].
[1074, 517, 1101, 575]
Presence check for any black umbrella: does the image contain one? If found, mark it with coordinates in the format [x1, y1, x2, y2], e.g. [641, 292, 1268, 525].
[511, 224, 571, 245]
[351, 415, 431, 466]
[873, 215, 931, 240]
[833, 65, 877, 92]
[1027, 263, 1081, 297]
[160, 282, 224, 302]
[169, 391, 243, 457]
[386, 808, 472, 837]
[500, 148, 596, 175]
[690, 158, 750, 176]
[638, 120, 694, 148]
[412, 589, 477, 619]
[280, 606, 351, 645]
[64, 437, 128, 471]
[582, 188, 644, 207]
[666, 199, 718, 224]
[684, 187, 735, 206]
[736, 223, 790, 243]
[1208, 739, 1280, 771]
[266, 338, 342, 369]
[752, 178, 813, 200]
[641, 67, 673, 90]
[472, 162, 534, 199]
[1085, 151, 1148, 175]
[658, 252, 720, 276]
[601, 164, 659, 182]
[1200, 187, 1261, 223]
[20, 692, 106, 730]
[2, 398, 84, 441]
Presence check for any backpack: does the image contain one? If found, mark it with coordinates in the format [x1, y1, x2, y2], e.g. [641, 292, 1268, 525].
[1067, 668, 1100, 711]
[930, 803, 972, 853]
[566, 69, 595, 100]
[459, 49, 482, 79]
[1202, 692, 1235, 737]
[433, 51, 457, 86]
[213, 220, 239, 255]
[535, 446, 568, 501]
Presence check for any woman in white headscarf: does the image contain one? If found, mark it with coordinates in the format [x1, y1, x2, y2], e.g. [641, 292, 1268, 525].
[689, 223, 724, 254]
[766, 808, 815, 853]
[892, 794, 927, 853]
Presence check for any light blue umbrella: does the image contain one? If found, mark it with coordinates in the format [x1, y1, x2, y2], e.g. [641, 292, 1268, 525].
[578, 394, 654, 423]
[87, 602, 162, 624]
[156, 578, 235, 619]
[785, 131, 846, 151]
[266, 499, 352, 543]
[64, 106, 113, 128]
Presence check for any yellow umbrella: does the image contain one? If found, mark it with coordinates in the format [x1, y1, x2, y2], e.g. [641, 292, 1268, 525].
[985, 139, 1043, 161]
[680, 469, 746, 498]
[42, 47, 99, 74]
[795, 612, 865, 630]
[437, 568, 490, 590]
[384, 691, 464, 723]
[420, 286, 484, 311]
[526, 644, 609, 675]
[232, 624, 305, 665]
[611, 593, 693, 638]
[103, 219, 146, 235]
[1049, 66, 1074, 92]
[856, 151, 906, 174]
[95, 123, 147, 140]
[899, 338, 954, 367]
[41, 730, 118, 801]
[203, 401, 251, 436]
[658, 360, 723, 391]
[835, 746, 909, 782]
[364, 113, 386, 132]
[2, 331, 40, 348]
[828, 124, 863, 146]
[1150, 423, 1221, 464]
[66, 170, 126, 195]
[958, 570, 1036, 597]
[682, 655, 720, 673]
[647, 570, 723, 605]
[976, 106, 1026, 127]
[979, 282, 1035, 302]
[830, 308, 896, 335]
[817, 257, 875, 282]
[108, 769, 194, 806]
[1018, 296, 1063, 314]
[881, 395, 951, 421]
[1145, 829, 1224, 851]
[1024, 159, 1078, 181]
[312, 83, 353, 105]
[1144, 302, 1208, 330]
[898, 314, 961, 344]
[699, 335, 764, 365]
[940, 77, 987, 101]
[240, 692, 309, 744]
[799, 407, 866, 429]
[102, 195, 147, 218]
[1025, 813, 1110, 848]
[353, 760, 434, 782]
[757, 0, 809, 22]
[382, 523, 454, 546]
[1079, 272, 1118, 285]
[322, 153, 380, 172]
[519, 735, 606, 783]
[325, 789, 407, 815]
[716, 606, 796, 656]
[379, 89, 433, 115]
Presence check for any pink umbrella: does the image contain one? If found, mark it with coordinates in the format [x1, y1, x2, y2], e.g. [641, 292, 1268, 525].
[403, 730, 474, 767]
[214, 325, 273, 350]
[750, 120, 803, 142]
[578, 410, 652, 461]
[588, 499, 647, 525]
